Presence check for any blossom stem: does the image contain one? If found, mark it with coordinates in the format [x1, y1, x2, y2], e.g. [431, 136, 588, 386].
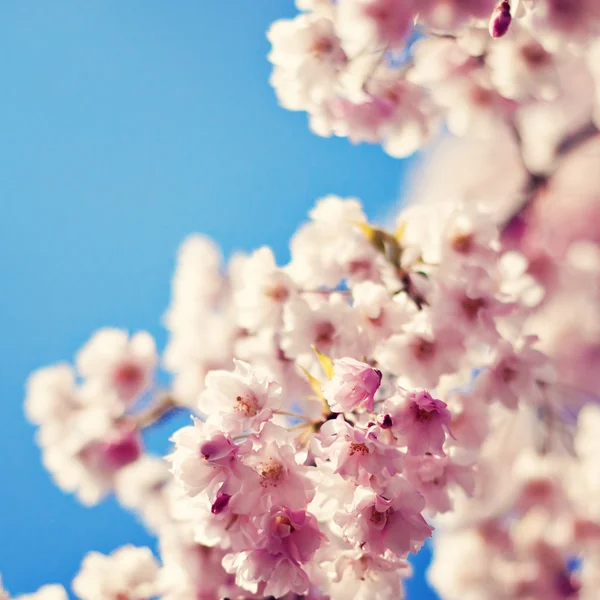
[287, 422, 314, 432]
[275, 410, 313, 422]
[135, 394, 178, 429]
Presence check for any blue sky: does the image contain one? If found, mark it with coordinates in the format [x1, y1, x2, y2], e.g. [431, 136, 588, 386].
[0, 1, 436, 597]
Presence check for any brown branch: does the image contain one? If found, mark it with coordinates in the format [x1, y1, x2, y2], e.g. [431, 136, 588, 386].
[135, 394, 178, 429]
[501, 121, 599, 233]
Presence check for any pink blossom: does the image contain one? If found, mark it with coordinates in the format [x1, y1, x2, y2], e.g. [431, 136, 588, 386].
[36, 402, 143, 506]
[404, 454, 476, 515]
[475, 337, 548, 409]
[316, 416, 404, 485]
[257, 505, 324, 563]
[82, 419, 143, 473]
[76, 329, 157, 405]
[287, 195, 376, 289]
[321, 357, 382, 412]
[25, 364, 78, 426]
[197, 359, 282, 434]
[222, 506, 324, 596]
[162, 235, 230, 407]
[430, 265, 515, 343]
[233, 422, 315, 513]
[338, 0, 414, 49]
[160, 540, 242, 600]
[233, 246, 297, 332]
[384, 389, 452, 456]
[352, 281, 417, 346]
[113, 456, 171, 533]
[417, 0, 497, 30]
[323, 549, 411, 600]
[168, 419, 241, 501]
[335, 481, 433, 557]
[487, 24, 560, 101]
[446, 390, 490, 449]
[375, 312, 465, 389]
[72, 545, 160, 600]
[281, 295, 365, 367]
[223, 550, 311, 597]
[268, 14, 347, 112]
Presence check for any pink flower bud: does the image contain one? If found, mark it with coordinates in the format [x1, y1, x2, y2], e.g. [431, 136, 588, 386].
[489, 2, 512, 38]
[211, 491, 232, 515]
[321, 358, 382, 413]
[378, 413, 393, 429]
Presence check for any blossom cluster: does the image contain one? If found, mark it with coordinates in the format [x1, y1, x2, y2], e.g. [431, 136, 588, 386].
[8, 1, 600, 599]
[12, 182, 596, 599]
[268, 0, 600, 164]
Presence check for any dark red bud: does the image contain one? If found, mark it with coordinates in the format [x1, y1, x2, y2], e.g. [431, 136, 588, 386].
[489, 2, 512, 38]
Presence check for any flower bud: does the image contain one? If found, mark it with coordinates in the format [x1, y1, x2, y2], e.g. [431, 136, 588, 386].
[211, 491, 232, 515]
[378, 413, 393, 429]
[489, 2, 512, 38]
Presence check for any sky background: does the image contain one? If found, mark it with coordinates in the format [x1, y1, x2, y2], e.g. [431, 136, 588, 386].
[0, 1, 436, 597]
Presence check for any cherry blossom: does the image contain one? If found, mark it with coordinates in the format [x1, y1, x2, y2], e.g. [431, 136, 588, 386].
[16, 1, 600, 597]
[197, 359, 282, 433]
[316, 416, 404, 484]
[168, 418, 241, 501]
[335, 480, 433, 557]
[233, 246, 297, 332]
[233, 422, 315, 514]
[223, 506, 324, 597]
[76, 329, 157, 405]
[321, 357, 382, 412]
[72, 545, 159, 600]
[384, 388, 453, 456]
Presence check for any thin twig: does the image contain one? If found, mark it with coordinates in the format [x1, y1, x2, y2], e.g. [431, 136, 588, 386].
[135, 394, 178, 429]
[275, 410, 313, 422]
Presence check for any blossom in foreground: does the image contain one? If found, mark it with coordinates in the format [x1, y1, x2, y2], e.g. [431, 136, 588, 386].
[321, 357, 382, 412]
[197, 359, 282, 433]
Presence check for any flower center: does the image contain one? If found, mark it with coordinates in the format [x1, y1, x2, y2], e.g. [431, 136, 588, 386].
[369, 506, 393, 529]
[315, 321, 335, 348]
[265, 284, 289, 302]
[113, 361, 144, 399]
[501, 365, 517, 383]
[349, 442, 369, 456]
[259, 462, 284, 487]
[450, 232, 474, 254]
[413, 337, 436, 361]
[310, 36, 334, 56]
[415, 408, 434, 422]
[520, 43, 550, 67]
[348, 258, 372, 276]
[470, 86, 494, 107]
[461, 296, 486, 320]
[234, 393, 259, 416]
[274, 515, 292, 527]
